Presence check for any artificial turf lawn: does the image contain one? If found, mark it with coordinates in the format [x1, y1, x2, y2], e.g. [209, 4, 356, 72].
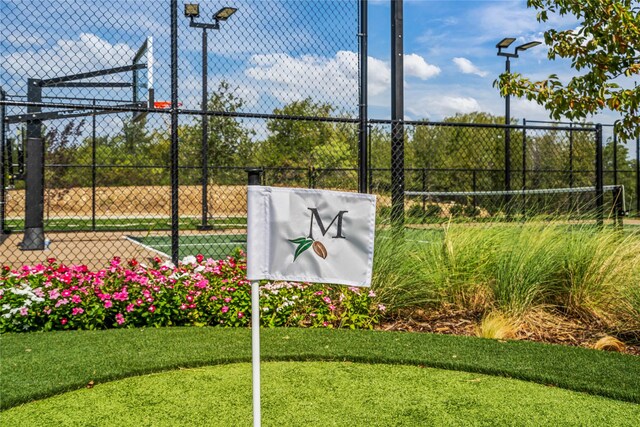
[1, 327, 639, 411]
[2, 362, 639, 427]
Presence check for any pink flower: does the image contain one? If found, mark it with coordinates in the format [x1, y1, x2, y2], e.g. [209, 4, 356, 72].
[104, 300, 113, 309]
[323, 321, 329, 327]
[44, 308, 52, 315]
[72, 307, 84, 316]
[115, 313, 125, 325]
[148, 305, 156, 313]
[71, 295, 82, 304]
[314, 291, 323, 296]
[196, 254, 204, 263]
[55, 298, 69, 308]
[186, 295, 194, 303]
[378, 304, 386, 312]
[60, 318, 68, 325]
[329, 305, 336, 311]
[19, 307, 29, 316]
[221, 306, 229, 313]
[237, 312, 244, 319]
[224, 297, 232, 303]
[188, 303, 196, 309]
[113, 289, 129, 301]
[61, 289, 72, 298]
[368, 290, 376, 298]
[180, 303, 188, 310]
[48, 289, 60, 300]
[323, 297, 331, 304]
[126, 304, 135, 312]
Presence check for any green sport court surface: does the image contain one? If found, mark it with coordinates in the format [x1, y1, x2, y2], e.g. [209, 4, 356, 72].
[125, 223, 639, 260]
[126, 234, 247, 259]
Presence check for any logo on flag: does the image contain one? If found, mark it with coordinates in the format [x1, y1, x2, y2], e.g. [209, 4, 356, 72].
[247, 186, 376, 287]
[288, 208, 348, 261]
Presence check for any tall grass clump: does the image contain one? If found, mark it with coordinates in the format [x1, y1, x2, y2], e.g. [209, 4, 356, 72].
[487, 224, 564, 315]
[559, 226, 640, 324]
[372, 220, 640, 337]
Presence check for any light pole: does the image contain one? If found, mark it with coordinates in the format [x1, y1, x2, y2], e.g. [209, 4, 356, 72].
[184, 4, 237, 230]
[496, 38, 540, 212]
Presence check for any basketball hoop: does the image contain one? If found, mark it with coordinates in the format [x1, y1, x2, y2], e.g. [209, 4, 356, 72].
[154, 101, 182, 109]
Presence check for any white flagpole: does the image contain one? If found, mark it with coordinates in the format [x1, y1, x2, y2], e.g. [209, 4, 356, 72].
[251, 280, 261, 427]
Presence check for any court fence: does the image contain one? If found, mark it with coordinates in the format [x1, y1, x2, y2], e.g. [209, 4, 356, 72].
[1, 0, 638, 268]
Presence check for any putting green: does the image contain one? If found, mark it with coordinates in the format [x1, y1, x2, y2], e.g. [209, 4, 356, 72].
[3, 362, 638, 426]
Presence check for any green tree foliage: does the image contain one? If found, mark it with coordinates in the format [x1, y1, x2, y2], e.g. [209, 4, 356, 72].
[44, 120, 86, 189]
[178, 81, 255, 185]
[496, 0, 640, 138]
[256, 98, 357, 187]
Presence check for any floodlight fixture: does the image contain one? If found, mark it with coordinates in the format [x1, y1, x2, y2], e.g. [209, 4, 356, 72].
[214, 7, 237, 21]
[184, 3, 200, 18]
[516, 41, 542, 52]
[496, 37, 516, 49]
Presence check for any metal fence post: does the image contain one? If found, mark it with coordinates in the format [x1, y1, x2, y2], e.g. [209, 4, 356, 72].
[613, 124, 618, 187]
[170, 0, 180, 264]
[636, 134, 639, 217]
[247, 168, 262, 186]
[91, 99, 97, 232]
[358, 0, 368, 194]
[595, 124, 604, 227]
[522, 118, 527, 218]
[390, 0, 404, 230]
[0, 88, 6, 233]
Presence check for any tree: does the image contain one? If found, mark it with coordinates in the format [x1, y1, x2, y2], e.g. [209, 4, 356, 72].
[496, 0, 640, 138]
[178, 81, 255, 185]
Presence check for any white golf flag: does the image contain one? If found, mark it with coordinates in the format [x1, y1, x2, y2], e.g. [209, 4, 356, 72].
[247, 186, 376, 287]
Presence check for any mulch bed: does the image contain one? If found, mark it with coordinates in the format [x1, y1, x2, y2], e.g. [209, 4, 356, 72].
[378, 308, 640, 357]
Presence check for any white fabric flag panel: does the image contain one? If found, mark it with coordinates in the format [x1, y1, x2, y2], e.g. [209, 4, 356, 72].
[247, 186, 376, 288]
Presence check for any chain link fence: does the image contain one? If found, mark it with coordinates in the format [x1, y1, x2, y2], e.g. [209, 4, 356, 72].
[1, 0, 637, 269]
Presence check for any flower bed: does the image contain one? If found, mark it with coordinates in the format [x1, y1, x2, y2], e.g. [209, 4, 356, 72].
[0, 252, 383, 333]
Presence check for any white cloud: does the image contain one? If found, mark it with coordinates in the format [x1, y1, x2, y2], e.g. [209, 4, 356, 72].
[2, 33, 134, 80]
[244, 50, 359, 106]
[452, 57, 488, 77]
[405, 53, 441, 80]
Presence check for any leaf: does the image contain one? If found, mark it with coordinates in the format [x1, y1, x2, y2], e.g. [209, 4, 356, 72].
[288, 237, 309, 244]
[293, 239, 313, 261]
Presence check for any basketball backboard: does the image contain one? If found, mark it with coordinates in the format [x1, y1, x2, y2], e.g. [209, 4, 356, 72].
[132, 37, 154, 121]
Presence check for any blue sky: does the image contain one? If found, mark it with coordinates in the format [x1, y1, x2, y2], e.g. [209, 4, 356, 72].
[1, 0, 635, 137]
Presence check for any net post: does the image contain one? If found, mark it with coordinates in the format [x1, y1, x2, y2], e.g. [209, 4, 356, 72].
[247, 168, 262, 427]
[595, 124, 604, 227]
[613, 186, 624, 229]
[636, 135, 640, 217]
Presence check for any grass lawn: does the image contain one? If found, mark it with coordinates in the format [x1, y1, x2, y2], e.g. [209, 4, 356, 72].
[3, 362, 639, 426]
[1, 327, 639, 413]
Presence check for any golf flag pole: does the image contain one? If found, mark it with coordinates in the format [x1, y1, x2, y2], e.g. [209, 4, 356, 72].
[251, 279, 261, 427]
[246, 169, 262, 427]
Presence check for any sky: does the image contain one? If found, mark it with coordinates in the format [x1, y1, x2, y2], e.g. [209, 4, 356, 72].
[1, 0, 637, 143]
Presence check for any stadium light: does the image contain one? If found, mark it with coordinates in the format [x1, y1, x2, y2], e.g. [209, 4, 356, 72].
[516, 41, 542, 53]
[496, 37, 541, 207]
[184, 3, 200, 18]
[213, 7, 237, 21]
[496, 37, 516, 49]
[184, 6, 238, 230]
